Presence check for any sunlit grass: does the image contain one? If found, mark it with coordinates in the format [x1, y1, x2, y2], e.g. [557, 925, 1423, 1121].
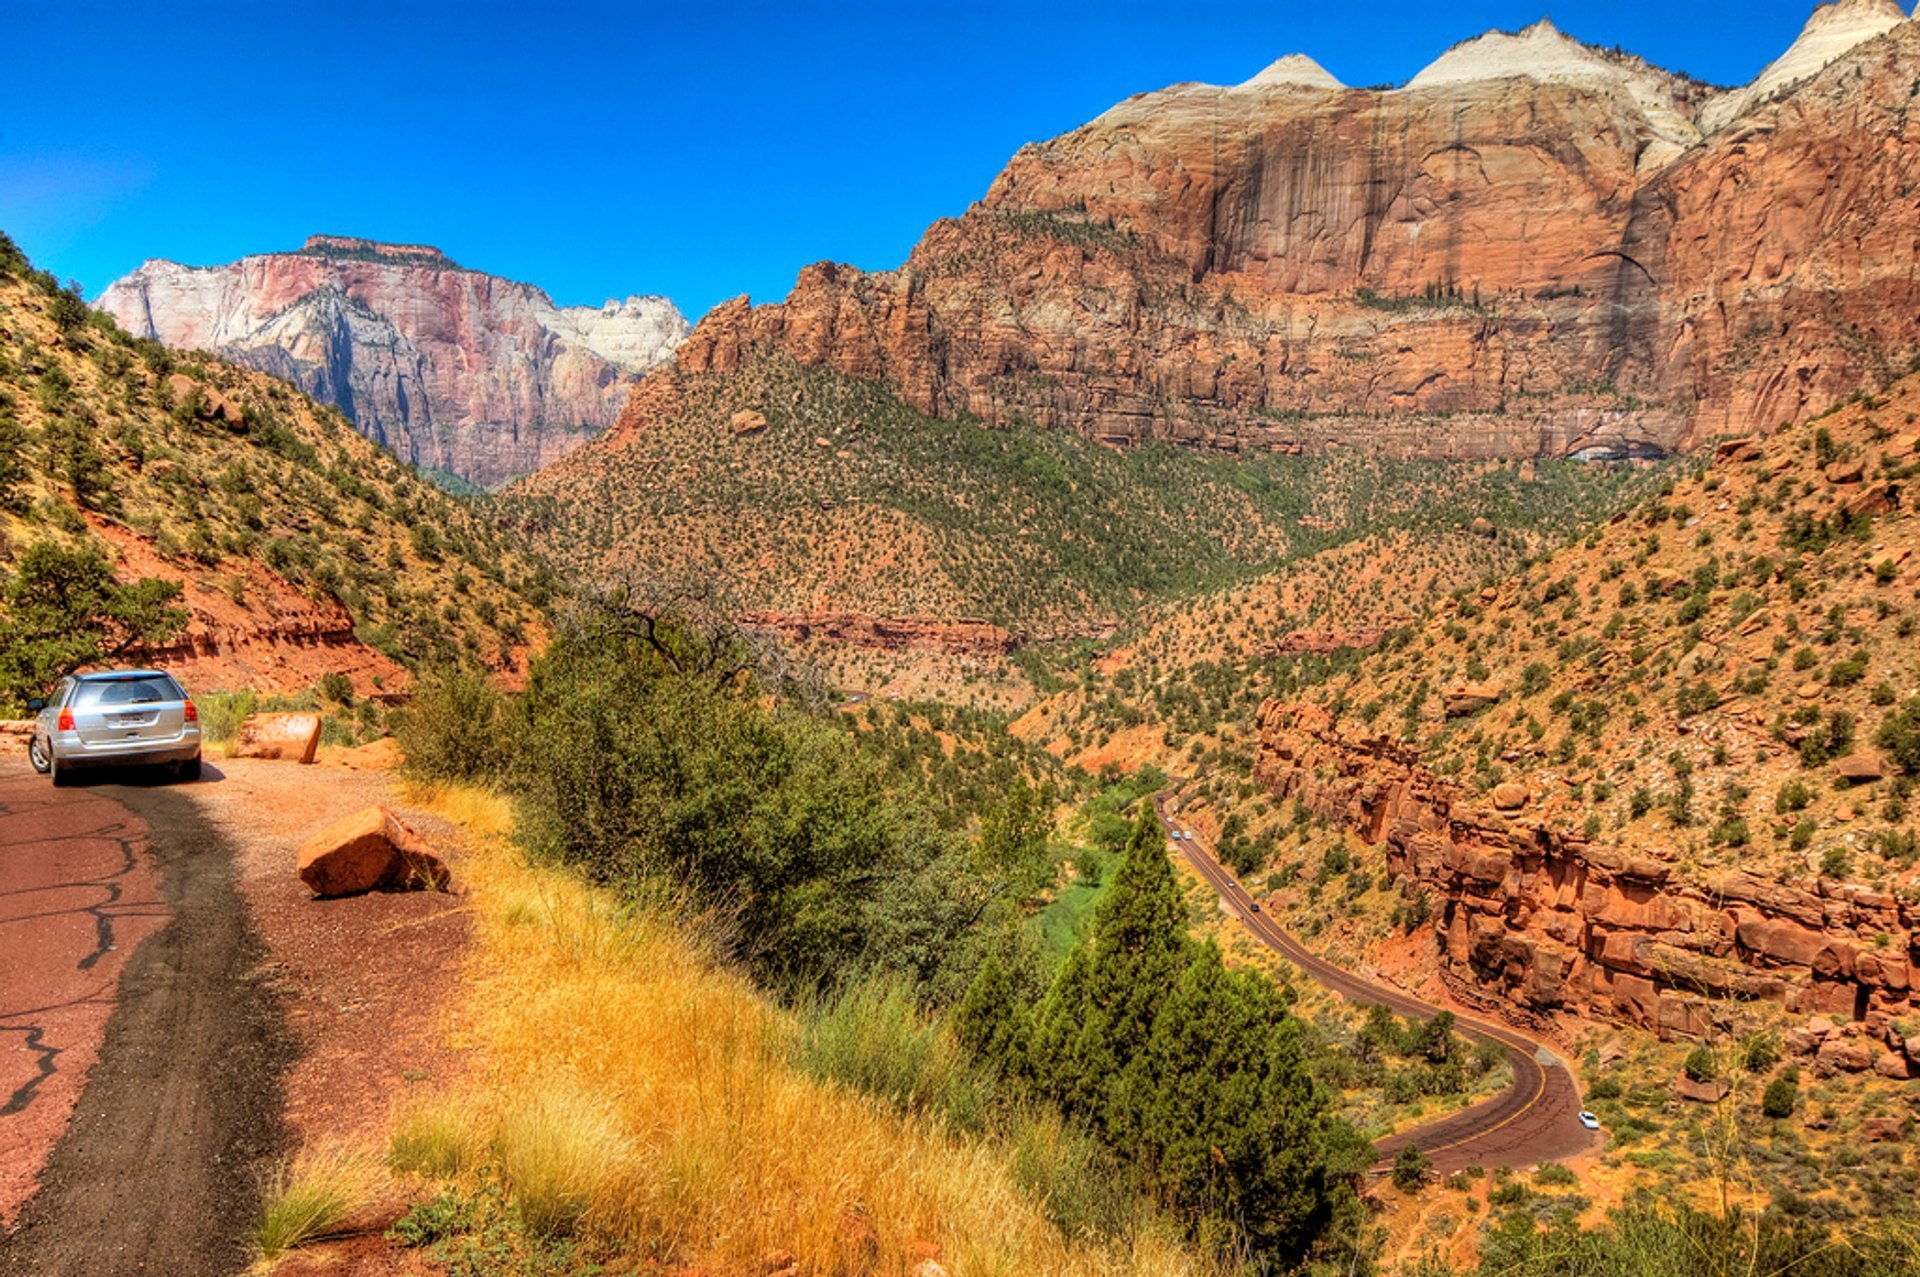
[251, 1142, 378, 1265]
[387, 1092, 480, 1180]
[399, 780, 1209, 1275]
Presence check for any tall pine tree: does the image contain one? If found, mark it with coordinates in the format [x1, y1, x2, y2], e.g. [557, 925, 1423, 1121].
[1027, 808, 1189, 1129]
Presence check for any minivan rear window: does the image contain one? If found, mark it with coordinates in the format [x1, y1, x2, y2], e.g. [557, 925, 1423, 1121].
[71, 676, 184, 708]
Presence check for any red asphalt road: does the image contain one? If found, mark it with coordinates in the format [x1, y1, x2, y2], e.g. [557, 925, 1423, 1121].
[1155, 796, 1595, 1177]
[0, 763, 165, 1225]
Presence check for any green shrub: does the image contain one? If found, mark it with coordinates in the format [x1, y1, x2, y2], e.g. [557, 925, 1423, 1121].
[394, 669, 516, 782]
[1682, 1046, 1716, 1083]
[1761, 1074, 1798, 1119]
[1392, 1142, 1432, 1192]
[1877, 699, 1920, 775]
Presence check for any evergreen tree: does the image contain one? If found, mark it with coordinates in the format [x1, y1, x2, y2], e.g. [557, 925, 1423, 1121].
[952, 952, 1030, 1082]
[1119, 947, 1316, 1232]
[1027, 808, 1189, 1127]
[0, 403, 27, 512]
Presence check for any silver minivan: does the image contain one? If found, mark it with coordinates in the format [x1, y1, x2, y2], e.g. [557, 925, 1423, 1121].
[27, 669, 203, 786]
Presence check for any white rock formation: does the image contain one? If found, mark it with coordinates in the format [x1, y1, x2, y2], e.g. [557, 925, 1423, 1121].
[1236, 54, 1345, 92]
[1400, 19, 1704, 172]
[97, 239, 691, 486]
[1700, 0, 1909, 132]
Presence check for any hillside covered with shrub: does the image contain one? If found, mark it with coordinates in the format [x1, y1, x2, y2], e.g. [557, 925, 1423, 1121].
[0, 231, 550, 710]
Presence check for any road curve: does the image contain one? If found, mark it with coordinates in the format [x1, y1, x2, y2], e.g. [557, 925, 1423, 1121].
[1154, 795, 1595, 1177]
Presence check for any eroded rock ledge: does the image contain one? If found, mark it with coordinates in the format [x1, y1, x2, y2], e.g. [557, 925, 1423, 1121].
[1254, 702, 1918, 1074]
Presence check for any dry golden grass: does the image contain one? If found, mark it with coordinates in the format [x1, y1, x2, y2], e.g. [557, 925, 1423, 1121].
[251, 1140, 380, 1267]
[398, 780, 1207, 1275]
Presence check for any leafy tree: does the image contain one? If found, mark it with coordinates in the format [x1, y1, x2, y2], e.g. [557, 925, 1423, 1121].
[0, 538, 187, 709]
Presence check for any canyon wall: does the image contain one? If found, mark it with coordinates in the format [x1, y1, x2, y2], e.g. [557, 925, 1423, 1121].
[670, 9, 1920, 460]
[1254, 703, 1919, 1076]
[97, 235, 690, 486]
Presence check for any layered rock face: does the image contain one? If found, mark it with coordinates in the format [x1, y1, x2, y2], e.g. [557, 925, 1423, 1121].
[673, 7, 1920, 460]
[1255, 705, 1918, 1074]
[97, 235, 690, 486]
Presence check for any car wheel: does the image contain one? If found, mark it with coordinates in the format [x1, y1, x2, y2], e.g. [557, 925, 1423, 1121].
[173, 754, 202, 783]
[28, 734, 51, 775]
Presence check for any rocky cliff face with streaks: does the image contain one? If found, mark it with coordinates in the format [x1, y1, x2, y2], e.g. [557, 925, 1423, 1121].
[1255, 703, 1919, 1078]
[676, 4, 1920, 460]
[96, 235, 689, 486]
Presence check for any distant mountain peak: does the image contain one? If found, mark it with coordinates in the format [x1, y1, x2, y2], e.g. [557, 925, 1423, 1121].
[1404, 18, 1640, 91]
[1237, 54, 1344, 91]
[1701, 0, 1911, 131]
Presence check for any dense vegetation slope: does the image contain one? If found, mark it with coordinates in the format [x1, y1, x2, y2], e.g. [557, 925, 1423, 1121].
[1291, 376, 1920, 885]
[497, 354, 1660, 635]
[0, 232, 549, 709]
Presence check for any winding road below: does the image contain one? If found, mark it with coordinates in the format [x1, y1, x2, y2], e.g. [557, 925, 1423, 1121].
[1154, 794, 1596, 1177]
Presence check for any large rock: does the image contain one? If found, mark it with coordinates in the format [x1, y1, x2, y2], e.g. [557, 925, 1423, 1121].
[232, 713, 323, 764]
[1444, 684, 1503, 718]
[1872, 1051, 1913, 1080]
[0, 721, 31, 756]
[97, 236, 691, 487]
[1490, 782, 1530, 811]
[1672, 1074, 1728, 1103]
[1833, 752, 1887, 784]
[297, 805, 450, 898]
[1814, 1038, 1874, 1076]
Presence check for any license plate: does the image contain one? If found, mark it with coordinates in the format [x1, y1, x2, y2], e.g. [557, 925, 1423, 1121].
[108, 713, 152, 728]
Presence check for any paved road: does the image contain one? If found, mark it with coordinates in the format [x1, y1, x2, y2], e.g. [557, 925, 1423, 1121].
[0, 768, 167, 1224]
[0, 761, 289, 1275]
[1154, 795, 1595, 1177]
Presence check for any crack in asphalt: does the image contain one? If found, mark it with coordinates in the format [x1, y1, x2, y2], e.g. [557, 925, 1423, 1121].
[0, 803, 152, 1123]
[0, 1028, 59, 1119]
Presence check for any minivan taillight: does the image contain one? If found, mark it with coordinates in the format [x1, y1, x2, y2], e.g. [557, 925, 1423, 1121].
[57, 708, 75, 732]
[183, 700, 198, 723]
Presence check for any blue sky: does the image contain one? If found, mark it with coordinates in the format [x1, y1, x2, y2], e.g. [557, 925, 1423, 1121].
[0, 1, 1867, 322]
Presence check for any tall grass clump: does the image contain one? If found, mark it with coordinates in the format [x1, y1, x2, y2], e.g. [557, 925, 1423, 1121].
[195, 689, 257, 744]
[251, 1142, 376, 1262]
[490, 1083, 630, 1236]
[387, 1092, 480, 1180]
[793, 974, 994, 1132]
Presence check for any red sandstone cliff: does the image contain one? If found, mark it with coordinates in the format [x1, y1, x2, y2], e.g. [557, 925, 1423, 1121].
[1255, 703, 1919, 1078]
[674, 10, 1920, 460]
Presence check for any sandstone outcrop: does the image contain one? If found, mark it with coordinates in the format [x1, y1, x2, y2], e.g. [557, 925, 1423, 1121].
[668, 12, 1920, 461]
[297, 805, 450, 898]
[1252, 702, 1918, 1058]
[232, 713, 322, 764]
[97, 236, 690, 486]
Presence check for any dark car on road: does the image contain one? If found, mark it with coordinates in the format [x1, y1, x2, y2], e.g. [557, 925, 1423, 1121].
[27, 669, 202, 786]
